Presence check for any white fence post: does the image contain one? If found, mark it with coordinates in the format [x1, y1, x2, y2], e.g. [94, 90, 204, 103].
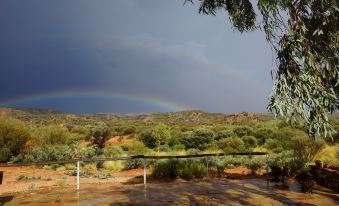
[77, 161, 80, 190]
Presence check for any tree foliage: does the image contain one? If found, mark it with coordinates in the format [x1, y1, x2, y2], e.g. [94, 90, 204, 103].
[180, 127, 214, 150]
[152, 123, 171, 153]
[187, 0, 339, 138]
[0, 117, 30, 162]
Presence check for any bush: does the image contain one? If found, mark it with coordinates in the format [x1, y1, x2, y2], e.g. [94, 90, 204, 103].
[88, 128, 112, 149]
[139, 129, 157, 148]
[152, 159, 206, 180]
[64, 163, 76, 170]
[264, 138, 291, 152]
[56, 166, 66, 171]
[124, 159, 144, 170]
[233, 126, 254, 137]
[186, 148, 201, 155]
[159, 144, 171, 152]
[181, 163, 205, 180]
[72, 142, 97, 159]
[152, 159, 183, 178]
[267, 151, 294, 169]
[215, 130, 234, 141]
[173, 144, 185, 151]
[82, 163, 97, 171]
[180, 127, 215, 150]
[122, 141, 149, 155]
[218, 137, 245, 152]
[16, 145, 73, 162]
[32, 125, 77, 146]
[103, 161, 124, 172]
[16, 174, 28, 181]
[55, 179, 67, 186]
[290, 136, 325, 163]
[0, 117, 30, 162]
[242, 136, 258, 148]
[215, 159, 226, 177]
[254, 128, 274, 145]
[0, 148, 12, 163]
[103, 146, 124, 158]
[245, 157, 265, 175]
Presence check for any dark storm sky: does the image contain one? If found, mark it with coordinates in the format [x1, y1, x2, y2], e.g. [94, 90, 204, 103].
[0, 0, 273, 114]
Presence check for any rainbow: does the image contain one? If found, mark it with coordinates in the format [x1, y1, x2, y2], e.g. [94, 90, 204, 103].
[0, 90, 190, 112]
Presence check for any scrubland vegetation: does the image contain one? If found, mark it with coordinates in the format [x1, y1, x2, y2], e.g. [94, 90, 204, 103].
[0, 108, 338, 180]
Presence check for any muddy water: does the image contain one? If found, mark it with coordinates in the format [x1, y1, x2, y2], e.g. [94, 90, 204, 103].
[1, 179, 338, 206]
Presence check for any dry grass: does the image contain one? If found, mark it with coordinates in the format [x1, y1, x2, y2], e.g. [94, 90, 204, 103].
[315, 143, 339, 165]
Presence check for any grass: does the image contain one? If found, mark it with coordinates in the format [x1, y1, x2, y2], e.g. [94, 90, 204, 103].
[315, 143, 339, 165]
[54, 179, 67, 187]
[102, 161, 124, 172]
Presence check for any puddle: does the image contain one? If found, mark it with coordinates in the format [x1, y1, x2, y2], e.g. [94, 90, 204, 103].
[1, 178, 338, 206]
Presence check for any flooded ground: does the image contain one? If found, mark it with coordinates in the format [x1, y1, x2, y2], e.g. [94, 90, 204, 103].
[1, 178, 338, 206]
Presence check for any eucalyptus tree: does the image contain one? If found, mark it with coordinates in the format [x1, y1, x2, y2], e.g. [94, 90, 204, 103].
[186, 0, 338, 138]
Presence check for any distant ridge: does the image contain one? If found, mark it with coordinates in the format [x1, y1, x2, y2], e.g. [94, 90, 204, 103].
[1, 106, 336, 126]
[9, 107, 62, 115]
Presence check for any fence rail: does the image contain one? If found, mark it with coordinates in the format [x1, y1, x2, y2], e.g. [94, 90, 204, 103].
[0, 152, 268, 167]
[0, 152, 269, 189]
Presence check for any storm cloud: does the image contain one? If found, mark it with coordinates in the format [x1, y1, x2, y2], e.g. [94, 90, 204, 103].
[0, 0, 273, 114]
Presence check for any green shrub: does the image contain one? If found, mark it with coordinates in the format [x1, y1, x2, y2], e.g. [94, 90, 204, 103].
[43, 165, 53, 170]
[32, 125, 77, 146]
[264, 138, 290, 152]
[159, 144, 171, 152]
[103, 146, 124, 158]
[186, 148, 201, 155]
[0, 117, 30, 162]
[245, 157, 265, 175]
[82, 163, 97, 171]
[16, 174, 28, 181]
[152, 159, 206, 180]
[215, 130, 234, 140]
[14, 145, 73, 163]
[55, 179, 67, 186]
[27, 184, 39, 192]
[38, 145, 72, 161]
[103, 161, 124, 172]
[88, 128, 112, 149]
[180, 127, 215, 150]
[72, 142, 97, 159]
[218, 137, 245, 152]
[242, 136, 258, 148]
[233, 126, 254, 137]
[181, 163, 205, 180]
[290, 136, 325, 163]
[215, 159, 226, 177]
[124, 159, 144, 170]
[64, 163, 76, 170]
[139, 129, 157, 148]
[220, 156, 248, 168]
[254, 128, 274, 145]
[0, 148, 12, 163]
[267, 151, 294, 168]
[122, 141, 149, 155]
[56, 166, 66, 171]
[95, 173, 111, 179]
[152, 159, 183, 178]
[173, 144, 185, 151]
